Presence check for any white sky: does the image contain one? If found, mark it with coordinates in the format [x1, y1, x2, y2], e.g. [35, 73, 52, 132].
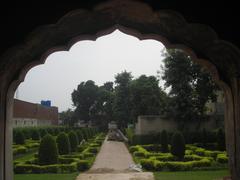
[16, 30, 166, 112]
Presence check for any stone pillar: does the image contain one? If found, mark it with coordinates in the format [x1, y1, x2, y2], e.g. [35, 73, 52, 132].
[0, 83, 13, 180]
[224, 77, 240, 180]
[0, 89, 6, 180]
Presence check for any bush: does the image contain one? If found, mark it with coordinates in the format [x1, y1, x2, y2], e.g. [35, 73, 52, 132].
[56, 132, 71, 155]
[15, 130, 25, 145]
[171, 132, 185, 160]
[60, 162, 77, 173]
[38, 134, 58, 165]
[140, 159, 155, 170]
[31, 130, 40, 140]
[155, 161, 166, 171]
[195, 148, 205, 156]
[13, 146, 27, 156]
[216, 154, 228, 164]
[166, 161, 193, 171]
[155, 154, 175, 161]
[77, 160, 90, 171]
[161, 130, 169, 153]
[69, 131, 78, 152]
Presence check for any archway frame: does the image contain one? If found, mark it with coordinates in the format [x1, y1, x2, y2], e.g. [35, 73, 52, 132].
[0, 0, 240, 179]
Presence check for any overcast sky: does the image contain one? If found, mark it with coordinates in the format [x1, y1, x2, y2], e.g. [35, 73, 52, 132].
[16, 30, 166, 112]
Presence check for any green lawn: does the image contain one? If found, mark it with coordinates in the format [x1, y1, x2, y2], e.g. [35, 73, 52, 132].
[154, 170, 230, 180]
[14, 173, 78, 180]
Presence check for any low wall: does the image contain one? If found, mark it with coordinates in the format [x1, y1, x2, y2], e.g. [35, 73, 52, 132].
[135, 115, 223, 135]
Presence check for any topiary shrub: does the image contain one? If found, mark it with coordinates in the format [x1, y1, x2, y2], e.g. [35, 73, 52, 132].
[140, 159, 155, 171]
[171, 131, 185, 160]
[38, 134, 58, 165]
[56, 132, 71, 155]
[77, 160, 90, 171]
[68, 131, 78, 152]
[76, 130, 83, 144]
[217, 128, 226, 151]
[161, 130, 169, 153]
[39, 129, 48, 138]
[31, 130, 40, 140]
[15, 130, 25, 145]
[216, 154, 228, 164]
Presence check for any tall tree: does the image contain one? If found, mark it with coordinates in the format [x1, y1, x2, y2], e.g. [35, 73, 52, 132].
[162, 49, 218, 130]
[129, 75, 167, 122]
[71, 80, 99, 122]
[113, 71, 133, 128]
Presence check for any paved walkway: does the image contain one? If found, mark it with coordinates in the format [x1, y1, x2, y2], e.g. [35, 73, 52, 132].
[76, 137, 154, 180]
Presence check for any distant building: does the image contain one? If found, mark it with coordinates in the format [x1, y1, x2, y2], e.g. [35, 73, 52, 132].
[13, 99, 58, 127]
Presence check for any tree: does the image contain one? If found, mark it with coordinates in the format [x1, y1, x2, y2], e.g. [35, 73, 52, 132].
[113, 71, 133, 128]
[31, 129, 40, 140]
[161, 49, 218, 130]
[38, 134, 58, 165]
[72, 80, 99, 123]
[171, 131, 185, 160]
[59, 109, 76, 126]
[56, 132, 71, 155]
[130, 75, 167, 122]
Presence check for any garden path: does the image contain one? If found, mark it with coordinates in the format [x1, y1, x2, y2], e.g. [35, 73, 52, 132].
[76, 137, 154, 180]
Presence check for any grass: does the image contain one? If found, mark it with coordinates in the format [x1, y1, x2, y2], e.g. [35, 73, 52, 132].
[154, 170, 230, 180]
[14, 173, 78, 180]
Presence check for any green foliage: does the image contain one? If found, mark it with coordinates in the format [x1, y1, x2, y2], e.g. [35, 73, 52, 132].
[13, 146, 27, 156]
[72, 80, 99, 122]
[129, 75, 167, 121]
[31, 130, 40, 141]
[77, 160, 90, 171]
[140, 159, 155, 170]
[161, 130, 169, 153]
[216, 154, 228, 164]
[68, 131, 78, 152]
[56, 132, 71, 155]
[161, 49, 218, 130]
[113, 71, 133, 128]
[171, 132, 185, 160]
[38, 134, 58, 165]
[15, 130, 25, 145]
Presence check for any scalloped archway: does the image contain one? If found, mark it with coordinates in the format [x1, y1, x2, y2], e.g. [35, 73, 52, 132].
[0, 1, 240, 180]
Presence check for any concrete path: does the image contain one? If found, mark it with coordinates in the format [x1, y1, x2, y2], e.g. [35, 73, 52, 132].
[76, 137, 154, 180]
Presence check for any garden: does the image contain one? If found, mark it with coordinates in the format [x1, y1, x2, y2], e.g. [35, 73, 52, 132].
[13, 126, 105, 174]
[126, 129, 229, 173]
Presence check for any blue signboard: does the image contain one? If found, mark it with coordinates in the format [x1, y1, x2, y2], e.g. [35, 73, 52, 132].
[41, 100, 51, 107]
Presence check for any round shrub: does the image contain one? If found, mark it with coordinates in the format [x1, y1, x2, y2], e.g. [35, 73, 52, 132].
[56, 132, 71, 155]
[161, 130, 169, 153]
[15, 130, 25, 145]
[68, 131, 78, 152]
[77, 160, 90, 171]
[31, 130, 40, 140]
[38, 134, 58, 165]
[171, 132, 185, 160]
[39, 129, 48, 138]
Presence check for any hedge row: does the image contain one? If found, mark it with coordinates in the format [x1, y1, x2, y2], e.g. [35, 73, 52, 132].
[140, 158, 212, 171]
[14, 160, 90, 174]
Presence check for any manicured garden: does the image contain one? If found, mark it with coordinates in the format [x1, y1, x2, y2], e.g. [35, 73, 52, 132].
[127, 129, 229, 173]
[13, 126, 105, 174]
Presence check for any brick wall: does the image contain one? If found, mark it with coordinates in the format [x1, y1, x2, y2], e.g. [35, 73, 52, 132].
[13, 99, 58, 125]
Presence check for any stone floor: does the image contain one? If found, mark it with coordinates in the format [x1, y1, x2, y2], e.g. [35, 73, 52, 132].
[76, 137, 154, 180]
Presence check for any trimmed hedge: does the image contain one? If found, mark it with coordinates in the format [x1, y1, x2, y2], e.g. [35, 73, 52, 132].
[69, 131, 78, 152]
[38, 134, 58, 165]
[56, 132, 71, 155]
[171, 132, 185, 160]
[77, 160, 90, 171]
